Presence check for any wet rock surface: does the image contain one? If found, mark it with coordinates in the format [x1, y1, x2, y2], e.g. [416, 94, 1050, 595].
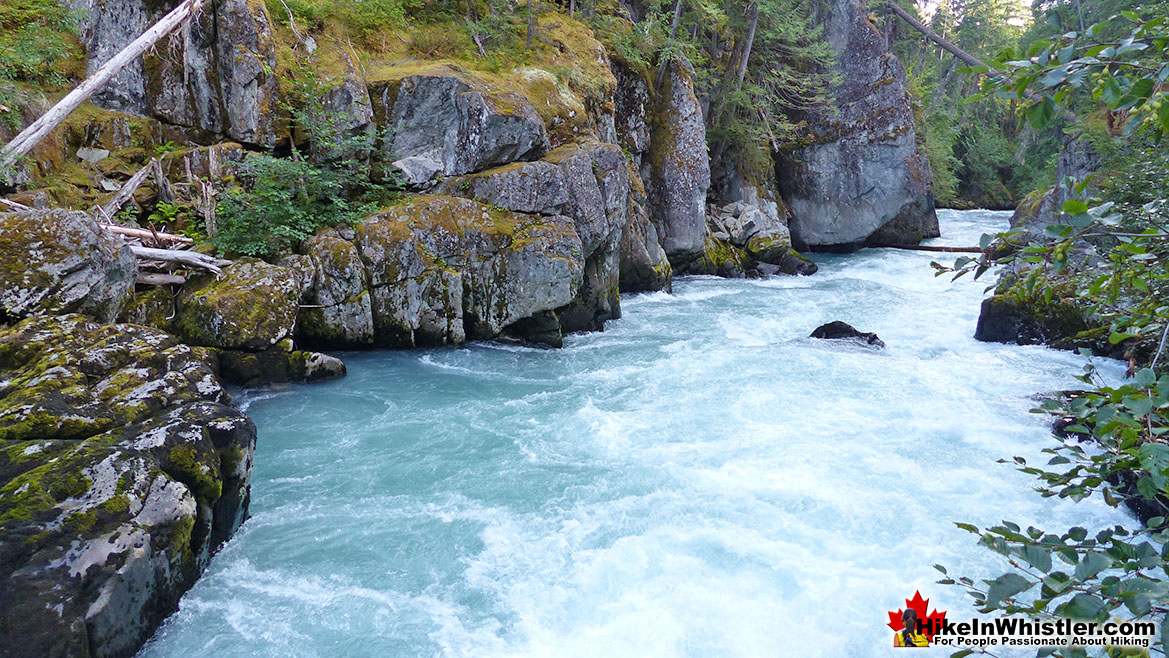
[810, 320, 885, 348]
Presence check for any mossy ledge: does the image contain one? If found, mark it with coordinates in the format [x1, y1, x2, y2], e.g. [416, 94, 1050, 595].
[0, 315, 257, 658]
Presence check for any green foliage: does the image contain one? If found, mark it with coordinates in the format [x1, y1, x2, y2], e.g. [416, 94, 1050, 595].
[265, 0, 407, 40]
[935, 9, 1169, 656]
[891, 0, 1030, 208]
[598, 0, 832, 175]
[215, 155, 360, 256]
[0, 0, 81, 85]
[213, 56, 403, 257]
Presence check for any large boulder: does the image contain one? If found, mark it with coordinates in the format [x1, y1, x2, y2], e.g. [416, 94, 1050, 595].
[441, 142, 633, 332]
[175, 259, 300, 351]
[370, 66, 550, 185]
[644, 60, 711, 262]
[776, 0, 937, 251]
[76, 0, 280, 146]
[355, 195, 584, 347]
[0, 209, 135, 323]
[297, 231, 376, 347]
[0, 315, 256, 658]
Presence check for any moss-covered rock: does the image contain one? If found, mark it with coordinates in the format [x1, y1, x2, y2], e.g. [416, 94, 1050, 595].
[0, 209, 135, 323]
[118, 287, 176, 331]
[217, 348, 347, 387]
[0, 315, 255, 658]
[296, 231, 375, 347]
[176, 258, 300, 351]
[683, 236, 754, 278]
[973, 273, 1119, 356]
[645, 59, 710, 262]
[356, 195, 584, 346]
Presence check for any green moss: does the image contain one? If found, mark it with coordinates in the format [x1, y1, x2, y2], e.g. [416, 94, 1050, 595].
[167, 514, 196, 567]
[167, 445, 222, 504]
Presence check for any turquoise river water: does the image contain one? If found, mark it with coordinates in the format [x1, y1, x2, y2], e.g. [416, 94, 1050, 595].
[139, 210, 1133, 657]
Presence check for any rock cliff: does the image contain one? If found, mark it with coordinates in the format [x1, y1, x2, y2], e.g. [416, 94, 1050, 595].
[776, 0, 938, 251]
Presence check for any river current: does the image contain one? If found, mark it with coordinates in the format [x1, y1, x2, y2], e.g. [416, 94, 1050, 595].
[140, 210, 1132, 657]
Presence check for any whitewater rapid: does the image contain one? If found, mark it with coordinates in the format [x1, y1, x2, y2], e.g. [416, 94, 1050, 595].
[139, 210, 1132, 657]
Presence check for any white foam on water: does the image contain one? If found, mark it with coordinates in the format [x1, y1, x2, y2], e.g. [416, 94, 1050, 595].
[138, 210, 1135, 658]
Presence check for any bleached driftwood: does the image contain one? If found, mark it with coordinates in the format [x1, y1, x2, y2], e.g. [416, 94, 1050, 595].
[136, 272, 188, 286]
[0, 0, 208, 168]
[101, 223, 193, 244]
[130, 245, 229, 274]
[101, 160, 156, 218]
[0, 198, 31, 211]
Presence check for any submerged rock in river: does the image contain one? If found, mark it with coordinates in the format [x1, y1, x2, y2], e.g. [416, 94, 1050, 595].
[810, 320, 885, 348]
[0, 314, 256, 658]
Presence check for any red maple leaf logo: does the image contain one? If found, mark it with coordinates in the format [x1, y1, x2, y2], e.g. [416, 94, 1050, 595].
[887, 591, 947, 640]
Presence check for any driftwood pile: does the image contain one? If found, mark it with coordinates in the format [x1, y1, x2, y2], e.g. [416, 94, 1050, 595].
[0, 0, 226, 287]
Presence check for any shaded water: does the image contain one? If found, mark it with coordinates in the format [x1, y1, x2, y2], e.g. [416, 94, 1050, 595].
[140, 210, 1131, 657]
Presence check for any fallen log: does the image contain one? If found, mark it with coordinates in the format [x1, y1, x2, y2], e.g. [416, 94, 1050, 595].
[0, 0, 208, 169]
[0, 198, 31, 211]
[129, 245, 229, 274]
[101, 160, 156, 218]
[885, 244, 983, 253]
[136, 272, 187, 286]
[101, 223, 194, 244]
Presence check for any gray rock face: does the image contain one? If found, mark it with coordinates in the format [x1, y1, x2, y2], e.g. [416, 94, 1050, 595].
[0, 209, 135, 323]
[298, 231, 375, 347]
[619, 188, 672, 293]
[645, 60, 711, 261]
[175, 259, 301, 351]
[355, 195, 584, 347]
[438, 161, 570, 216]
[439, 142, 633, 330]
[612, 61, 651, 160]
[372, 68, 550, 183]
[0, 315, 256, 658]
[776, 0, 937, 251]
[310, 51, 376, 163]
[72, 0, 280, 146]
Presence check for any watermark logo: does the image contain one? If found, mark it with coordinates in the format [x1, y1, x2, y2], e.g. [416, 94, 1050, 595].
[887, 591, 947, 647]
[885, 590, 1156, 650]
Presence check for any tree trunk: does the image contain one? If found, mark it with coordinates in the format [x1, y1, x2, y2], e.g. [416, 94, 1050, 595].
[735, 2, 760, 84]
[100, 159, 158, 219]
[885, 3, 983, 68]
[0, 0, 208, 169]
[527, 0, 534, 49]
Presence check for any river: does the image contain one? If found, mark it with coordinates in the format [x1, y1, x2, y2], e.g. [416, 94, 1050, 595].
[139, 209, 1132, 657]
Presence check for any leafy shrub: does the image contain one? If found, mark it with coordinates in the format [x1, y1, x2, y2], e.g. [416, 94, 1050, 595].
[212, 56, 403, 257]
[214, 155, 359, 256]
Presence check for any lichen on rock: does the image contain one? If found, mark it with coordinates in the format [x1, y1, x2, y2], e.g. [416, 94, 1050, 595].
[0, 209, 135, 323]
[175, 258, 301, 351]
[356, 195, 584, 347]
[0, 314, 256, 658]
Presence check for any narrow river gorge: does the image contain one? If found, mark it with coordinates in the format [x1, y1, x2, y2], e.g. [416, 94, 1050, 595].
[139, 210, 1132, 657]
